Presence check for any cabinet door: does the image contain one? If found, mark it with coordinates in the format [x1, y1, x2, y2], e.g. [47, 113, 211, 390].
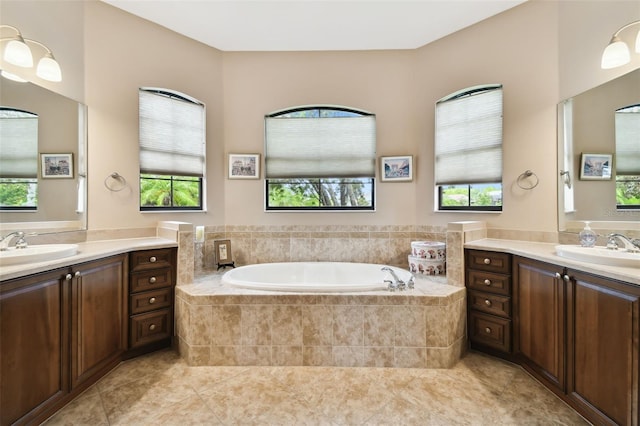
[0, 269, 69, 425]
[514, 256, 566, 391]
[71, 254, 127, 389]
[568, 270, 639, 426]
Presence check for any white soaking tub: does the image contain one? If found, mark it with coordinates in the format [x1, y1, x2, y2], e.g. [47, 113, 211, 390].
[221, 262, 413, 292]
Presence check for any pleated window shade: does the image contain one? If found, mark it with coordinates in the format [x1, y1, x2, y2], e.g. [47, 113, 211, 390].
[615, 105, 640, 175]
[139, 88, 205, 177]
[265, 112, 376, 179]
[0, 109, 38, 179]
[435, 85, 503, 185]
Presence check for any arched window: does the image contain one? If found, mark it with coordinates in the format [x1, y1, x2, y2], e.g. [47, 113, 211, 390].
[264, 105, 376, 210]
[138, 88, 205, 210]
[0, 107, 38, 210]
[615, 104, 640, 209]
[435, 85, 503, 211]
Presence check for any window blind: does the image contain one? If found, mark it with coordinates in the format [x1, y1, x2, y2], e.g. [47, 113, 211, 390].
[435, 85, 503, 185]
[265, 115, 376, 178]
[615, 105, 640, 175]
[139, 88, 205, 177]
[0, 109, 38, 179]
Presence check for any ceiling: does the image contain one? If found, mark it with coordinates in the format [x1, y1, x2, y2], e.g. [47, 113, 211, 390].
[100, 0, 527, 52]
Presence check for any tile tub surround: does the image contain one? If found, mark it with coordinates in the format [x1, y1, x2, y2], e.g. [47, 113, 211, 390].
[175, 273, 466, 368]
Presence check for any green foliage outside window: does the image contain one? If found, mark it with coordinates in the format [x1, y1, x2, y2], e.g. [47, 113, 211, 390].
[0, 179, 37, 208]
[267, 178, 373, 209]
[440, 184, 502, 209]
[616, 175, 640, 207]
[140, 174, 201, 209]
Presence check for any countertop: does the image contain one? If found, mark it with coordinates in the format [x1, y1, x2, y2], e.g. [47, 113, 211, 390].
[465, 238, 640, 286]
[0, 237, 178, 282]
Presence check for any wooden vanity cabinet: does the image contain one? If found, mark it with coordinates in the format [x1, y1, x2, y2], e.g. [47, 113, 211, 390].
[509, 255, 638, 426]
[0, 254, 128, 425]
[465, 250, 513, 356]
[70, 254, 128, 390]
[0, 268, 69, 426]
[566, 269, 639, 426]
[127, 248, 177, 355]
[513, 256, 566, 392]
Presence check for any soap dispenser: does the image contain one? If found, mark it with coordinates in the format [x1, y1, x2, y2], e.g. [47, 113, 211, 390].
[579, 221, 597, 247]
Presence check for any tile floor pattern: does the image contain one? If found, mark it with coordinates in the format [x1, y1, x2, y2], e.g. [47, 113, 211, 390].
[44, 349, 588, 425]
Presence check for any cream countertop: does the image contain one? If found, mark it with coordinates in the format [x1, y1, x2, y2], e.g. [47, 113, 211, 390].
[0, 237, 178, 282]
[465, 238, 640, 286]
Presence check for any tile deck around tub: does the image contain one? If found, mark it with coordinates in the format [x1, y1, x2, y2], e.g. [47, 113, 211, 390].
[176, 274, 466, 368]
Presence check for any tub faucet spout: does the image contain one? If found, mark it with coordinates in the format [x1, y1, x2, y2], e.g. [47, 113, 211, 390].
[381, 267, 405, 291]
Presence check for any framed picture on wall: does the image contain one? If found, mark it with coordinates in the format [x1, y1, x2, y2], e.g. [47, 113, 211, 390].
[579, 153, 612, 180]
[380, 155, 413, 182]
[228, 154, 260, 179]
[41, 153, 73, 178]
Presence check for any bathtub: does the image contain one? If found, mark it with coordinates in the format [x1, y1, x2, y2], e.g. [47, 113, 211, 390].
[221, 262, 413, 292]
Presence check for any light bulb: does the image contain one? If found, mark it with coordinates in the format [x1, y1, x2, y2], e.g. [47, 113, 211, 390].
[0, 70, 28, 82]
[36, 53, 62, 82]
[3, 36, 33, 67]
[601, 36, 631, 69]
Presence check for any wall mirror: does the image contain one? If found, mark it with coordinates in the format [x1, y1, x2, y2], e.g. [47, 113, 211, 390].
[0, 78, 87, 233]
[557, 68, 640, 232]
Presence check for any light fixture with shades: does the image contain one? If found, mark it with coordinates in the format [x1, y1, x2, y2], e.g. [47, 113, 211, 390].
[601, 20, 640, 69]
[0, 24, 62, 82]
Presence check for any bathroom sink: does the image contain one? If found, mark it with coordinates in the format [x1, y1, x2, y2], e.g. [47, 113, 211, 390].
[0, 244, 79, 266]
[555, 245, 640, 268]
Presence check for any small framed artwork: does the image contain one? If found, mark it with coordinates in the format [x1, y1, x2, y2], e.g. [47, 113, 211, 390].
[380, 155, 413, 182]
[229, 154, 260, 179]
[214, 239, 235, 270]
[580, 153, 612, 180]
[41, 153, 73, 178]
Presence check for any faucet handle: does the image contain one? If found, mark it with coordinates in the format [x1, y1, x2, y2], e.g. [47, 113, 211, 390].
[15, 233, 28, 249]
[606, 235, 618, 250]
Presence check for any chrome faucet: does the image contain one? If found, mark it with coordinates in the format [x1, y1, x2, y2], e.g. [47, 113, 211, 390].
[607, 233, 640, 253]
[381, 267, 406, 291]
[0, 231, 28, 251]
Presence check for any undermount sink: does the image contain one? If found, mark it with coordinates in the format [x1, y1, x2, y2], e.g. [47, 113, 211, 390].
[0, 244, 79, 266]
[555, 245, 640, 268]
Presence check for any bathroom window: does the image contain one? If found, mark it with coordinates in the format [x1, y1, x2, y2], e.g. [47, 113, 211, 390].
[139, 88, 205, 211]
[264, 106, 376, 210]
[615, 104, 640, 209]
[435, 85, 503, 211]
[0, 108, 38, 210]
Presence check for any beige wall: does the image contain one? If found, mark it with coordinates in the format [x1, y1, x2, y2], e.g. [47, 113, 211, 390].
[2, 0, 638, 234]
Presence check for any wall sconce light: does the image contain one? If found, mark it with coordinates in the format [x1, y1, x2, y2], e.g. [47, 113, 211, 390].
[0, 24, 62, 82]
[601, 20, 640, 69]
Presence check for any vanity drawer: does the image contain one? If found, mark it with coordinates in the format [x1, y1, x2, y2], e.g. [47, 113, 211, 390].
[130, 248, 175, 272]
[130, 268, 172, 293]
[130, 309, 171, 348]
[468, 290, 511, 318]
[467, 270, 511, 295]
[130, 288, 172, 315]
[469, 311, 511, 353]
[466, 250, 511, 274]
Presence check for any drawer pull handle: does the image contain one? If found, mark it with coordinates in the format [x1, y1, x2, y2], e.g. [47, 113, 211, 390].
[149, 256, 157, 263]
[149, 324, 156, 331]
[483, 258, 491, 265]
[65, 273, 73, 281]
[149, 297, 156, 304]
[485, 327, 492, 334]
[555, 272, 562, 279]
[484, 279, 491, 286]
[484, 299, 492, 307]
[149, 276, 157, 283]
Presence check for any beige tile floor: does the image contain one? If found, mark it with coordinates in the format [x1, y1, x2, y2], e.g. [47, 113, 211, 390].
[44, 349, 588, 425]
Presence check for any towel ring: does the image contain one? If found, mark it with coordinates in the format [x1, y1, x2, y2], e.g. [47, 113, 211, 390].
[104, 172, 127, 192]
[517, 170, 539, 190]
